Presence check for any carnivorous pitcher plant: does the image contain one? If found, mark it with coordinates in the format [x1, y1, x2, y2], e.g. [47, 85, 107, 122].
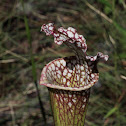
[40, 23, 108, 126]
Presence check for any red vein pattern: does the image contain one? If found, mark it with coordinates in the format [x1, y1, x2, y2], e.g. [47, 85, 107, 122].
[40, 56, 99, 91]
[40, 23, 109, 126]
[49, 88, 90, 126]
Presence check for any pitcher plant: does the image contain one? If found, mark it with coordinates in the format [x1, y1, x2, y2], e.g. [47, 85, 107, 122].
[40, 23, 108, 126]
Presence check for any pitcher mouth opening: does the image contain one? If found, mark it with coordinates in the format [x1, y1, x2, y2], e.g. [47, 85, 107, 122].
[40, 56, 99, 91]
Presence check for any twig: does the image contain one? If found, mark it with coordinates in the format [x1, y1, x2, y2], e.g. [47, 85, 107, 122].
[109, 35, 116, 46]
[6, 50, 28, 62]
[47, 47, 64, 57]
[0, 48, 15, 57]
[32, 11, 47, 20]
[57, 7, 78, 15]
[0, 59, 16, 63]
[83, 0, 113, 23]
[57, 15, 65, 27]
[0, 51, 9, 57]
[117, 90, 126, 103]
[9, 102, 16, 126]
[120, 75, 126, 80]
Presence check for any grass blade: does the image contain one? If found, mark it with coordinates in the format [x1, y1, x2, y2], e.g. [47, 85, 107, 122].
[20, 0, 47, 125]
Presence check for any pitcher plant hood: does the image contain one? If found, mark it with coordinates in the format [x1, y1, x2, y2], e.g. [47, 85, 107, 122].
[40, 23, 108, 91]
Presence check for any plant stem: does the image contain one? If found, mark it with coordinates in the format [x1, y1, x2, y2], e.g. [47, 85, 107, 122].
[20, 0, 46, 125]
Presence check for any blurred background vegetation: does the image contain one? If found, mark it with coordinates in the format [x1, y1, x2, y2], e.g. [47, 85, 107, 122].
[0, 0, 126, 126]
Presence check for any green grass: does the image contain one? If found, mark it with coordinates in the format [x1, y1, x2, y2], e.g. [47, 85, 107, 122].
[20, 0, 46, 125]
